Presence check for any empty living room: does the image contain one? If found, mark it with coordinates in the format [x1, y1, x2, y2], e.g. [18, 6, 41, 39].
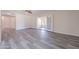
[0, 10, 79, 49]
[1, 0, 79, 59]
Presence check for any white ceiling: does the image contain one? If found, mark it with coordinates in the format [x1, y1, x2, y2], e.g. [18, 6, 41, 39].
[1, 10, 56, 15]
[1, 10, 79, 16]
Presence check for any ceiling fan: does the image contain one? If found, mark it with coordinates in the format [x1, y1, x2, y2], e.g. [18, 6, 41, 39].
[24, 10, 32, 14]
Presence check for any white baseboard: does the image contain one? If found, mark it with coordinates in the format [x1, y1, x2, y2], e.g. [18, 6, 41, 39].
[54, 31, 79, 37]
[16, 27, 28, 30]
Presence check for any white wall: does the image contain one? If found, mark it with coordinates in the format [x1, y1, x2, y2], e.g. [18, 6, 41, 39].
[54, 11, 79, 36]
[16, 14, 28, 30]
[16, 14, 36, 30]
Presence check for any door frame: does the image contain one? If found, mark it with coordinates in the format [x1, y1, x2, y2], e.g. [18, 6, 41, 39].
[36, 15, 54, 32]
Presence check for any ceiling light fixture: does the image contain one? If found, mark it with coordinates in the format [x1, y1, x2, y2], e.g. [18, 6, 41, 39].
[25, 10, 32, 14]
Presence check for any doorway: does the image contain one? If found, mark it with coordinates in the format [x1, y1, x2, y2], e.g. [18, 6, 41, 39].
[37, 16, 47, 30]
[37, 16, 53, 31]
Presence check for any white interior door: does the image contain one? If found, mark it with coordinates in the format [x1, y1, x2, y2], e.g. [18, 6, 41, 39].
[47, 16, 53, 31]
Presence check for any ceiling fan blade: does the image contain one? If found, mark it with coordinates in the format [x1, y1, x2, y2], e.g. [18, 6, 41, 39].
[25, 10, 32, 14]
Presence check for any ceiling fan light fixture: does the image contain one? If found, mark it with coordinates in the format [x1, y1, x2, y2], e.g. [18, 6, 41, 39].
[25, 10, 32, 14]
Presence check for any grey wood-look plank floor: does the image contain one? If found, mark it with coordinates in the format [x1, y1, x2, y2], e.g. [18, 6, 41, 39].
[1, 28, 79, 49]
